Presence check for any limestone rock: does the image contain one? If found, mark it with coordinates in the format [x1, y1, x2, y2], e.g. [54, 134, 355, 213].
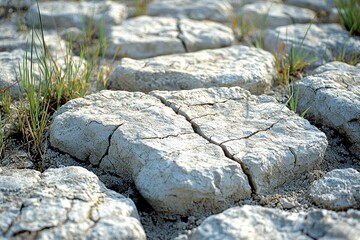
[151, 87, 327, 194]
[294, 62, 360, 151]
[0, 166, 145, 239]
[26, 1, 127, 29]
[189, 205, 360, 240]
[286, 0, 335, 12]
[263, 24, 360, 67]
[147, 0, 234, 22]
[238, 2, 316, 28]
[0, 20, 29, 52]
[107, 46, 276, 94]
[50, 90, 252, 215]
[0, 49, 25, 97]
[106, 16, 234, 59]
[228, 0, 282, 9]
[0, 19, 67, 57]
[308, 168, 360, 210]
[0, 0, 35, 8]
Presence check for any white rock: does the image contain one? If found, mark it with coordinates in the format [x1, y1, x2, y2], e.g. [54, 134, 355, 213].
[308, 168, 360, 210]
[189, 205, 360, 240]
[228, 0, 282, 9]
[263, 24, 360, 67]
[26, 1, 127, 29]
[108, 45, 276, 94]
[0, 20, 29, 52]
[294, 61, 360, 151]
[106, 16, 234, 59]
[286, 0, 335, 12]
[238, 2, 316, 28]
[151, 87, 328, 194]
[0, 49, 25, 98]
[0, 166, 145, 239]
[147, 0, 234, 22]
[50, 90, 252, 215]
[0, 20, 68, 56]
[0, 0, 35, 8]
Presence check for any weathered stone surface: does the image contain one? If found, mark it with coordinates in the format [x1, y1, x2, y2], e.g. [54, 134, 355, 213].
[26, 1, 127, 29]
[0, 0, 35, 8]
[0, 19, 67, 57]
[0, 20, 29, 51]
[189, 205, 360, 240]
[108, 46, 276, 94]
[0, 49, 24, 97]
[238, 2, 316, 28]
[308, 168, 360, 210]
[147, 0, 234, 22]
[286, 0, 335, 12]
[106, 16, 234, 59]
[151, 87, 327, 194]
[50, 90, 252, 215]
[228, 0, 282, 9]
[0, 166, 145, 239]
[295, 61, 360, 151]
[263, 24, 360, 67]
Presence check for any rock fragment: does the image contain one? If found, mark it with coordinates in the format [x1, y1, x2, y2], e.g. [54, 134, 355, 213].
[238, 2, 316, 28]
[147, 0, 234, 23]
[308, 168, 360, 210]
[189, 205, 360, 240]
[0, 166, 145, 239]
[295, 61, 360, 151]
[263, 24, 360, 67]
[26, 1, 127, 29]
[50, 90, 252, 215]
[106, 16, 234, 59]
[108, 46, 275, 94]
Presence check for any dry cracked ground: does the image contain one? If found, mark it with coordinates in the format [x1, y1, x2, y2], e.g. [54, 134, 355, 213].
[0, 0, 360, 239]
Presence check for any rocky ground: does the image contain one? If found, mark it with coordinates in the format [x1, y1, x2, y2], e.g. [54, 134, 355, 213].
[1, 0, 359, 239]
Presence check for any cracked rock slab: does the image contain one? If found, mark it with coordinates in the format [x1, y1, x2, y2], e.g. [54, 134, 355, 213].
[151, 87, 327, 194]
[308, 168, 360, 210]
[238, 2, 316, 28]
[263, 24, 360, 67]
[147, 0, 234, 23]
[26, 1, 127, 30]
[107, 45, 276, 94]
[0, 166, 145, 240]
[50, 90, 252, 215]
[189, 205, 360, 240]
[294, 61, 360, 152]
[106, 16, 234, 59]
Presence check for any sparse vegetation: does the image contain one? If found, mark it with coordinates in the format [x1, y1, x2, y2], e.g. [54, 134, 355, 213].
[2, 1, 111, 169]
[274, 23, 317, 85]
[287, 84, 311, 117]
[336, 0, 360, 36]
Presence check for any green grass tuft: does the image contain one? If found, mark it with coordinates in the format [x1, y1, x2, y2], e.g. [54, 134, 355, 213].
[336, 0, 360, 36]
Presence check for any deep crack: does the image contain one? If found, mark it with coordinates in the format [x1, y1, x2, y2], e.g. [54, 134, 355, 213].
[154, 95, 257, 194]
[97, 123, 124, 167]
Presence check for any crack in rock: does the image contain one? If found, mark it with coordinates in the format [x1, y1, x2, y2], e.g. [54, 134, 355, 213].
[288, 147, 298, 168]
[140, 132, 193, 140]
[154, 96, 257, 193]
[217, 120, 281, 146]
[97, 123, 124, 167]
